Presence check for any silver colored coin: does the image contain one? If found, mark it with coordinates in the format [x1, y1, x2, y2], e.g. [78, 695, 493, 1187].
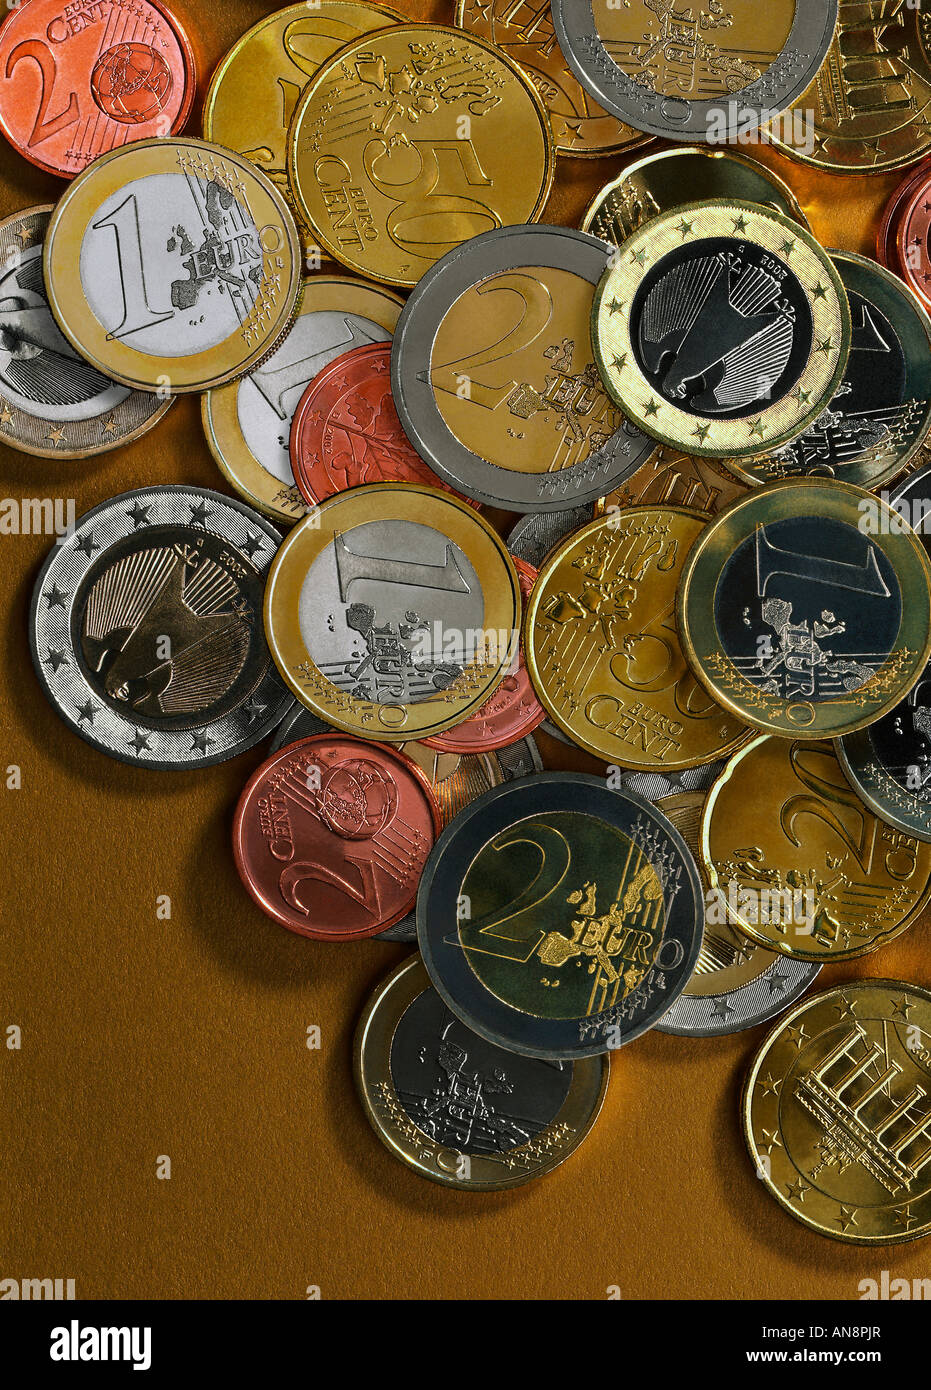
[297, 519, 490, 705]
[550, 0, 838, 143]
[507, 505, 595, 568]
[270, 703, 330, 752]
[78, 173, 268, 361]
[213, 309, 391, 499]
[655, 954, 821, 1037]
[391, 225, 654, 511]
[30, 487, 292, 769]
[0, 206, 171, 458]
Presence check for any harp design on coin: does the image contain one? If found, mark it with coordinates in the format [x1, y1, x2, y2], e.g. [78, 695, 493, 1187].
[638, 252, 795, 414]
[80, 545, 255, 719]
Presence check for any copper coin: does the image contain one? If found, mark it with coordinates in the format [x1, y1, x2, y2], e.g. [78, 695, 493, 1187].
[233, 735, 441, 940]
[0, 0, 195, 179]
[421, 558, 545, 756]
[896, 177, 931, 312]
[877, 161, 931, 283]
[289, 341, 458, 504]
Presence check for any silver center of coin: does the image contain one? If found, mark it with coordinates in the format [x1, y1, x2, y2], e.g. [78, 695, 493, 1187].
[237, 310, 389, 484]
[300, 520, 486, 706]
[0, 242, 129, 420]
[80, 172, 264, 358]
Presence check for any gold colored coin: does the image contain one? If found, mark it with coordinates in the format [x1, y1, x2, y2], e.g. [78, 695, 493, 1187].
[771, 5, 931, 173]
[454, 0, 650, 157]
[202, 1, 403, 252]
[43, 139, 303, 395]
[702, 736, 931, 962]
[287, 24, 555, 288]
[202, 275, 404, 524]
[592, 200, 851, 460]
[602, 445, 747, 520]
[431, 264, 611, 475]
[744, 979, 931, 1244]
[660, 792, 783, 999]
[524, 506, 750, 770]
[264, 483, 521, 742]
[581, 146, 808, 247]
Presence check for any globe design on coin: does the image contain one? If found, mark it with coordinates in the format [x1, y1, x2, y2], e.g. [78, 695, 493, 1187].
[91, 43, 173, 123]
[76, 529, 267, 729]
[233, 736, 440, 938]
[461, 812, 667, 1020]
[317, 759, 398, 839]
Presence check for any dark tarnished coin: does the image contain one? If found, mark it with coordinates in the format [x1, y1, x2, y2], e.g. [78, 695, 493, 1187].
[652, 789, 820, 1037]
[550, 0, 838, 143]
[391, 224, 654, 512]
[581, 147, 808, 249]
[30, 487, 292, 768]
[417, 773, 704, 1059]
[838, 461, 931, 842]
[744, 980, 931, 1244]
[0, 206, 171, 458]
[355, 956, 608, 1190]
[678, 480, 931, 739]
[593, 200, 851, 460]
[726, 252, 931, 490]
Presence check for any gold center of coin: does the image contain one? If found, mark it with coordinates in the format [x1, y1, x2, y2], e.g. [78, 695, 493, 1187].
[593, 0, 795, 100]
[430, 266, 620, 473]
[459, 811, 666, 1020]
[657, 792, 772, 997]
[703, 737, 931, 962]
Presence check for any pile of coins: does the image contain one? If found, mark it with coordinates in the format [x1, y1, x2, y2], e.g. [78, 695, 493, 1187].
[6, 0, 931, 1239]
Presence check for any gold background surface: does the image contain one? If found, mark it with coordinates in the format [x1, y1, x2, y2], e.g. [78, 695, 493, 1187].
[2, 0, 929, 1300]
